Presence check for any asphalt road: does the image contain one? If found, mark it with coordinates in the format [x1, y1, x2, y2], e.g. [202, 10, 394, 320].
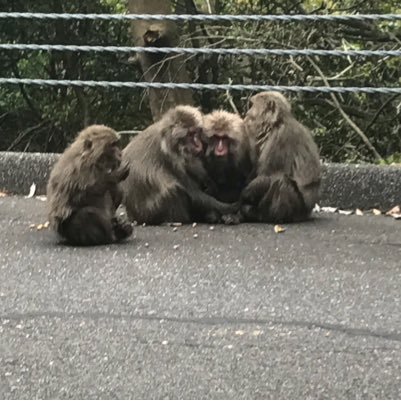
[1, 196, 401, 399]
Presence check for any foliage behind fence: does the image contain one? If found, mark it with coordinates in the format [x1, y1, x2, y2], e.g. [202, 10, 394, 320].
[0, 0, 400, 163]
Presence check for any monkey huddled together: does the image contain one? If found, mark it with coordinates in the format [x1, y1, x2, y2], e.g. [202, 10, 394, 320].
[47, 91, 321, 246]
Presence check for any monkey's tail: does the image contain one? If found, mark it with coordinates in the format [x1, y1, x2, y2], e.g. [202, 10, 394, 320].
[59, 207, 115, 246]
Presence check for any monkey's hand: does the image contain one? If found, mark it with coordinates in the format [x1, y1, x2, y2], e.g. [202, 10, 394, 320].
[240, 204, 258, 222]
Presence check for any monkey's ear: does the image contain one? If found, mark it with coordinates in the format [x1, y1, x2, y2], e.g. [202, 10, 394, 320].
[83, 138, 92, 150]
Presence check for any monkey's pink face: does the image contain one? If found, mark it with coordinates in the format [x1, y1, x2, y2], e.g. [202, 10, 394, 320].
[207, 134, 231, 158]
[170, 125, 205, 157]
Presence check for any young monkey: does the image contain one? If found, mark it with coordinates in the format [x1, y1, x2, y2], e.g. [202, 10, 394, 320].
[203, 110, 255, 203]
[241, 91, 321, 223]
[47, 125, 133, 246]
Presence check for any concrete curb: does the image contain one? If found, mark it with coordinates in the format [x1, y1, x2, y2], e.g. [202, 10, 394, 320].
[1, 151, 401, 209]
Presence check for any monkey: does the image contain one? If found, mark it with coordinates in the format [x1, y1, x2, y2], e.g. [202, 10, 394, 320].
[121, 105, 238, 225]
[203, 110, 256, 204]
[241, 91, 321, 223]
[47, 125, 133, 246]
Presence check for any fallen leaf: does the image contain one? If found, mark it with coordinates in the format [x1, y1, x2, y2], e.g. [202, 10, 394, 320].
[386, 205, 401, 216]
[339, 210, 353, 216]
[35, 222, 50, 231]
[321, 206, 338, 213]
[313, 204, 321, 213]
[372, 209, 382, 216]
[355, 209, 364, 216]
[274, 225, 286, 233]
[25, 183, 36, 199]
[35, 195, 47, 202]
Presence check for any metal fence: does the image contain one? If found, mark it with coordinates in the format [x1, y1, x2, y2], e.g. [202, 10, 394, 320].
[1, 12, 401, 94]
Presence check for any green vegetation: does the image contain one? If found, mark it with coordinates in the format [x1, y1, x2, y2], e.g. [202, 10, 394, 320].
[0, 0, 400, 163]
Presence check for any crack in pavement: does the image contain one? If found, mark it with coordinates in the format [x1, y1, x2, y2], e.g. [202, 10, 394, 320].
[1, 310, 401, 343]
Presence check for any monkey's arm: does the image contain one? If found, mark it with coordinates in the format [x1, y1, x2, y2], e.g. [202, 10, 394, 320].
[240, 175, 271, 204]
[177, 168, 238, 215]
[187, 187, 239, 215]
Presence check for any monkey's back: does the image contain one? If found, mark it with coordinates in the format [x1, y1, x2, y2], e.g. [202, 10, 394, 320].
[122, 127, 189, 224]
[47, 142, 101, 230]
[258, 116, 321, 186]
[258, 115, 321, 216]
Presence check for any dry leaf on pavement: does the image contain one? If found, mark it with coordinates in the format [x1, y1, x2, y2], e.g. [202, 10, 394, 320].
[274, 225, 286, 233]
[338, 210, 353, 216]
[25, 183, 36, 198]
[321, 207, 338, 213]
[386, 205, 401, 216]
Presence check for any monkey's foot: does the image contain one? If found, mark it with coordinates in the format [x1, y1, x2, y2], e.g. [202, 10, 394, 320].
[240, 204, 259, 223]
[221, 213, 242, 225]
[112, 218, 133, 241]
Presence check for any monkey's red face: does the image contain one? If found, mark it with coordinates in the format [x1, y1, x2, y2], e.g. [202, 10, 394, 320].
[208, 134, 231, 158]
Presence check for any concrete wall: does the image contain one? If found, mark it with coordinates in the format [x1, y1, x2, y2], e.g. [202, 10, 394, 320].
[1, 152, 400, 209]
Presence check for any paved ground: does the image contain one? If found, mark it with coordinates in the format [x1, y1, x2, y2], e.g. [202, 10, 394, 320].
[0, 196, 401, 399]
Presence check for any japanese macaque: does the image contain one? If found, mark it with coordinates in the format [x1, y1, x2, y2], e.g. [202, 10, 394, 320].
[122, 105, 238, 225]
[47, 125, 133, 246]
[203, 110, 255, 204]
[241, 91, 321, 223]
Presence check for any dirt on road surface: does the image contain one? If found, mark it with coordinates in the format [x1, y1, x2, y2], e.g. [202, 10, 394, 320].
[1, 196, 401, 399]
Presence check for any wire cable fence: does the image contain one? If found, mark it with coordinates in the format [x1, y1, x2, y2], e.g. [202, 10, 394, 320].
[0, 13, 400, 94]
[1, 11, 400, 158]
[0, 13, 401, 91]
[1, 12, 401, 22]
[1, 44, 401, 58]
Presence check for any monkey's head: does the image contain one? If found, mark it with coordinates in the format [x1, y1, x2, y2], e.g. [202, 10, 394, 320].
[161, 105, 205, 158]
[77, 125, 122, 172]
[245, 91, 292, 133]
[204, 111, 246, 162]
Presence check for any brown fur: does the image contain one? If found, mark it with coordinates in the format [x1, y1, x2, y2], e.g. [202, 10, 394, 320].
[47, 125, 133, 245]
[122, 106, 238, 225]
[241, 92, 321, 223]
